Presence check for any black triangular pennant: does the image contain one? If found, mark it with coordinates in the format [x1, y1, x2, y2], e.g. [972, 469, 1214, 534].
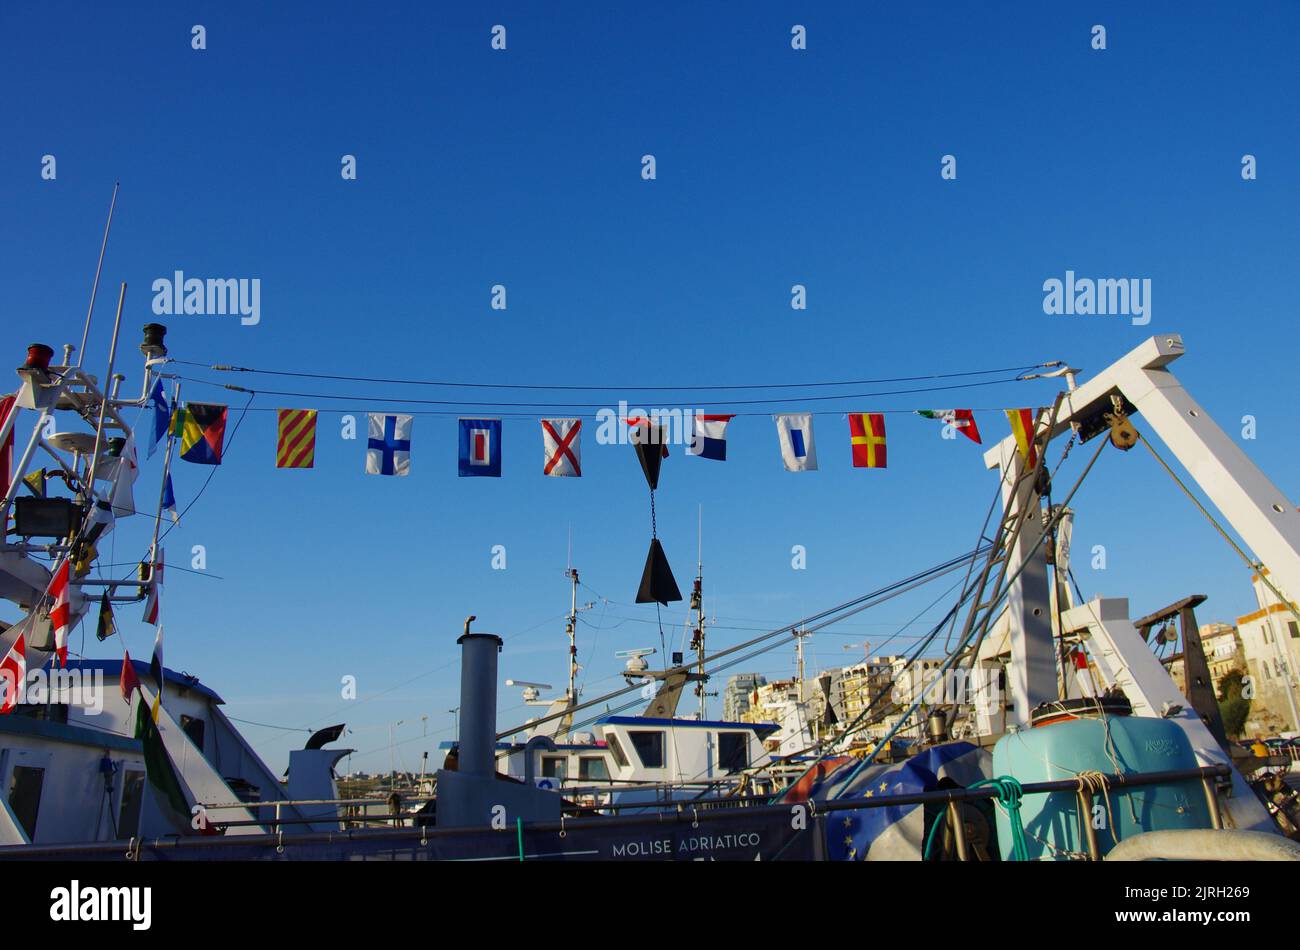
[633, 424, 666, 491]
[636, 538, 682, 605]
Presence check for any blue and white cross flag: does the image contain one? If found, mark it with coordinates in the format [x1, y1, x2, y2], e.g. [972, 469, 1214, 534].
[366, 413, 413, 476]
[147, 379, 170, 460]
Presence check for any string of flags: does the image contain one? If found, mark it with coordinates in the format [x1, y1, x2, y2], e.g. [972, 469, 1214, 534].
[156, 401, 1048, 478]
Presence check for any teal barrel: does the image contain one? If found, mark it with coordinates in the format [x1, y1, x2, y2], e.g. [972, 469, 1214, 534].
[991, 716, 1214, 860]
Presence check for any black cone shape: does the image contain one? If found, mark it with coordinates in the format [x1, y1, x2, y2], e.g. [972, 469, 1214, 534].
[636, 538, 682, 604]
[634, 425, 665, 490]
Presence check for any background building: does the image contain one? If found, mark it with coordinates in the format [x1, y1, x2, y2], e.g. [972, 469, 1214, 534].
[722, 673, 766, 722]
[1235, 571, 1300, 735]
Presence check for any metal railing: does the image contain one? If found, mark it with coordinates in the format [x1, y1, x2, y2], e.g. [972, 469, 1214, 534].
[0, 763, 1233, 860]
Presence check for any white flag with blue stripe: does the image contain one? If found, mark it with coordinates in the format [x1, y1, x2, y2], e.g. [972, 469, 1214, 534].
[774, 413, 817, 472]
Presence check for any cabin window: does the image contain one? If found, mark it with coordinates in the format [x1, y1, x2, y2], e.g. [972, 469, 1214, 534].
[8, 765, 44, 839]
[718, 732, 749, 773]
[606, 734, 629, 769]
[1289, 621, 1299, 639]
[541, 756, 567, 779]
[578, 756, 609, 781]
[118, 770, 145, 838]
[12, 702, 68, 724]
[628, 730, 665, 769]
[180, 714, 206, 751]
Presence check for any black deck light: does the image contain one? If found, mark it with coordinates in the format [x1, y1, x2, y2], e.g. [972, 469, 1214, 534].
[140, 323, 168, 358]
[13, 497, 80, 538]
[631, 419, 682, 605]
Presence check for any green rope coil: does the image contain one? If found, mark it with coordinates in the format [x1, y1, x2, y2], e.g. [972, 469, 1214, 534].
[979, 776, 1029, 861]
[923, 776, 1029, 862]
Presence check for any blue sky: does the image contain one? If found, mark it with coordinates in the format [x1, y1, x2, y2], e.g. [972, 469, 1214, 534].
[2, 2, 1297, 773]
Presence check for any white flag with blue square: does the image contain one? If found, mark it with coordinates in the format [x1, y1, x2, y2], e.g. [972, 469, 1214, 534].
[366, 413, 413, 476]
[774, 413, 817, 472]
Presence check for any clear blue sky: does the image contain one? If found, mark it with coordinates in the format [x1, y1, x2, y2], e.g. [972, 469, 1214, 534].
[3, 2, 1297, 773]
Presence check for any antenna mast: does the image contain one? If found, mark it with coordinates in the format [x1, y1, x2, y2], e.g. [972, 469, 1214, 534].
[565, 565, 579, 705]
[690, 504, 708, 719]
[77, 181, 120, 368]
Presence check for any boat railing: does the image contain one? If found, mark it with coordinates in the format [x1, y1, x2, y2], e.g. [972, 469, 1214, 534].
[0, 763, 1235, 860]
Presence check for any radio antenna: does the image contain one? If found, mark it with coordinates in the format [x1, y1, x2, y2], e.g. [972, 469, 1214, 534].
[77, 181, 120, 368]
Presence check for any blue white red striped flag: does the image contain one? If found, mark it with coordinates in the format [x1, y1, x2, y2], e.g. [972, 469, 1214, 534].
[687, 414, 734, 461]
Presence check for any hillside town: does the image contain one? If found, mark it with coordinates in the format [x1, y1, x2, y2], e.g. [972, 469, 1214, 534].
[725, 572, 1300, 755]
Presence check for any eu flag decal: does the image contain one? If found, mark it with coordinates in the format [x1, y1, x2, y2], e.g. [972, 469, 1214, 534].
[459, 418, 502, 477]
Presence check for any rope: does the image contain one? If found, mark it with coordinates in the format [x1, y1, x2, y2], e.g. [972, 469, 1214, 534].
[1076, 769, 1120, 847]
[1138, 432, 1300, 631]
[922, 776, 1029, 861]
[923, 801, 954, 860]
[975, 776, 1029, 861]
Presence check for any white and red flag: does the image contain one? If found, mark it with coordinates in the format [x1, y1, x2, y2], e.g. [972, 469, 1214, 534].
[0, 394, 16, 511]
[142, 549, 163, 625]
[541, 418, 582, 477]
[0, 632, 26, 714]
[48, 559, 71, 667]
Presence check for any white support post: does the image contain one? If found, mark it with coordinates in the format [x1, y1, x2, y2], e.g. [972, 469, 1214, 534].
[991, 439, 1058, 728]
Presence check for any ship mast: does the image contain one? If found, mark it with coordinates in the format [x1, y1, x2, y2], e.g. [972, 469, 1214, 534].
[689, 505, 709, 719]
[565, 565, 579, 706]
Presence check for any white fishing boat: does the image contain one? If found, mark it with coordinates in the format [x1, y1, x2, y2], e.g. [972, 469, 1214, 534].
[2, 245, 1299, 859]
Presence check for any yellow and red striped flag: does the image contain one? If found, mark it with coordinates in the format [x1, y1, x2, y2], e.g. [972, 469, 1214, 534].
[1006, 408, 1038, 469]
[849, 413, 887, 468]
[276, 409, 317, 469]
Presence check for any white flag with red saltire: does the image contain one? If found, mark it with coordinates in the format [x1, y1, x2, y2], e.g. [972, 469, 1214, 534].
[142, 550, 163, 625]
[0, 632, 26, 713]
[541, 418, 582, 477]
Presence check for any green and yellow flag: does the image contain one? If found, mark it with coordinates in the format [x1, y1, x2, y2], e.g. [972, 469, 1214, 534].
[22, 468, 46, 497]
[95, 592, 116, 642]
[134, 696, 189, 818]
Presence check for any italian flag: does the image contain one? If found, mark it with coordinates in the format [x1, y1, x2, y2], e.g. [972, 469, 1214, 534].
[917, 409, 981, 445]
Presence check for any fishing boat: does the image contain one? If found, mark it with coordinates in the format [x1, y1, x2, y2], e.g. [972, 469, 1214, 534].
[3, 288, 1300, 860]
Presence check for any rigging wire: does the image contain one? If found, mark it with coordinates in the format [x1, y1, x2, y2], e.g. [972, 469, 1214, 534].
[847, 432, 1111, 774]
[167, 358, 1059, 392]
[495, 544, 991, 739]
[173, 373, 1038, 413]
[1137, 431, 1300, 631]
